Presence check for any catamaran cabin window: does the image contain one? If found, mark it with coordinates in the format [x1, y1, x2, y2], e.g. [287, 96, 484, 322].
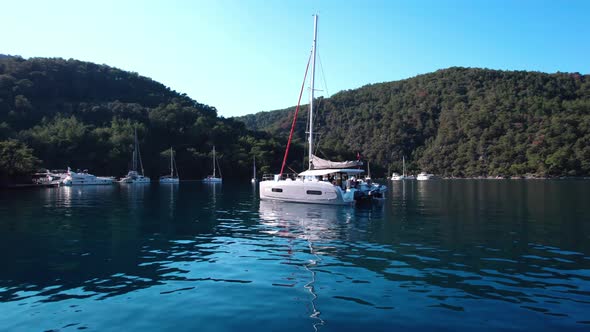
[271, 188, 283, 192]
[306, 190, 322, 195]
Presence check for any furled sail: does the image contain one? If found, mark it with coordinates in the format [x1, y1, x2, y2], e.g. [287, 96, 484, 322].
[311, 154, 363, 169]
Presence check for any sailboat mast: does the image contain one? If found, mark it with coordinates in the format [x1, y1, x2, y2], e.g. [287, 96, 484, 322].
[170, 147, 174, 177]
[253, 156, 256, 179]
[212, 146, 216, 178]
[308, 14, 318, 170]
[133, 127, 138, 172]
[403, 155, 405, 177]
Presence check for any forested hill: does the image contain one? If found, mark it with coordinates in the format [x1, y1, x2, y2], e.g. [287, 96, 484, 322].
[0, 55, 288, 181]
[236, 67, 590, 177]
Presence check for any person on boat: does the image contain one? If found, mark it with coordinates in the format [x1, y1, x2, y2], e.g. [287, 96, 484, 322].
[349, 176, 357, 189]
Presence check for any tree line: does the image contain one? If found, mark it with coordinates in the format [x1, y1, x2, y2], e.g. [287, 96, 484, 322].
[0, 55, 291, 182]
[1, 56, 588, 182]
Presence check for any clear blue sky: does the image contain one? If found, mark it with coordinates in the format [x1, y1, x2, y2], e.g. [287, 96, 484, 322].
[2, 0, 589, 117]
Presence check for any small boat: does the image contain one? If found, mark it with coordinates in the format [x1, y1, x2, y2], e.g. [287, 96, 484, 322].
[251, 156, 257, 183]
[160, 147, 179, 184]
[31, 170, 64, 187]
[391, 172, 403, 181]
[203, 146, 222, 183]
[62, 167, 115, 186]
[120, 127, 151, 184]
[417, 172, 436, 181]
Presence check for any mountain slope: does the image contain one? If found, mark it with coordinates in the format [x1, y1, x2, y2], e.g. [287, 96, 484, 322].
[236, 67, 590, 177]
[0, 55, 287, 180]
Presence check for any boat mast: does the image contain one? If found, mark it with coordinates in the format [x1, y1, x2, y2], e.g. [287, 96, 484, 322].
[133, 127, 138, 172]
[138, 130, 145, 176]
[170, 147, 174, 177]
[308, 14, 318, 170]
[253, 156, 256, 179]
[402, 155, 405, 177]
[212, 146, 216, 178]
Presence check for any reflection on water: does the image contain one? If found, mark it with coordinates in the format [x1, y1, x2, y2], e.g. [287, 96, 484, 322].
[259, 200, 353, 241]
[259, 201, 356, 331]
[0, 181, 589, 331]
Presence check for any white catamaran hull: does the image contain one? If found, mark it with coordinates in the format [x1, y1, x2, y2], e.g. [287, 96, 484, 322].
[119, 171, 151, 184]
[259, 179, 356, 205]
[159, 177, 179, 184]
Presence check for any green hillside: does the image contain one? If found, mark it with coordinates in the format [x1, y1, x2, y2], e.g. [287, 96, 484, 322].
[236, 67, 590, 177]
[0, 55, 288, 181]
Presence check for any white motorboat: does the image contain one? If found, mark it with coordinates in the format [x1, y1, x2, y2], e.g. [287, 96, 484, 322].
[62, 167, 115, 186]
[259, 15, 385, 205]
[160, 147, 179, 184]
[203, 146, 222, 183]
[391, 172, 403, 181]
[120, 127, 151, 184]
[416, 172, 436, 181]
[32, 169, 67, 186]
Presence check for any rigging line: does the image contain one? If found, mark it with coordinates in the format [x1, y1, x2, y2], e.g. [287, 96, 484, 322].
[313, 132, 323, 156]
[137, 129, 145, 176]
[312, 98, 322, 157]
[280, 51, 312, 176]
[216, 154, 223, 178]
[317, 50, 330, 97]
[173, 150, 179, 178]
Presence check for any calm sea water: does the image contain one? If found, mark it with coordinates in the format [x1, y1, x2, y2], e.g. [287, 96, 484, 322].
[0, 180, 589, 331]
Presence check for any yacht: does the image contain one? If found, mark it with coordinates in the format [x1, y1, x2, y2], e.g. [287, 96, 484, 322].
[203, 146, 222, 183]
[120, 127, 151, 184]
[416, 172, 436, 181]
[259, 15, 385, 205]
[160, 147, 179, 184]
[62, 167, 115, 186]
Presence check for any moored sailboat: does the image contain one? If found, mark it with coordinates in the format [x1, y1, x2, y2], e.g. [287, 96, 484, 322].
[203, 146, 222, 183]
[160, 147, 179, 183]
[119, 127, 151, 184]
[392, 156, 414, 180]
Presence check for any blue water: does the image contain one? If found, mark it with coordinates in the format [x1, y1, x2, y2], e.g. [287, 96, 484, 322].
[0, 180, 589, 331]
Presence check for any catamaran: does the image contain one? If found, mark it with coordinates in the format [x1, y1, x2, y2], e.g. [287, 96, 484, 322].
[259, 15, 385, 205]
[160, 147, 179, 183]
[119, 127, 151, 184]
[203, 146, 222, 183]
